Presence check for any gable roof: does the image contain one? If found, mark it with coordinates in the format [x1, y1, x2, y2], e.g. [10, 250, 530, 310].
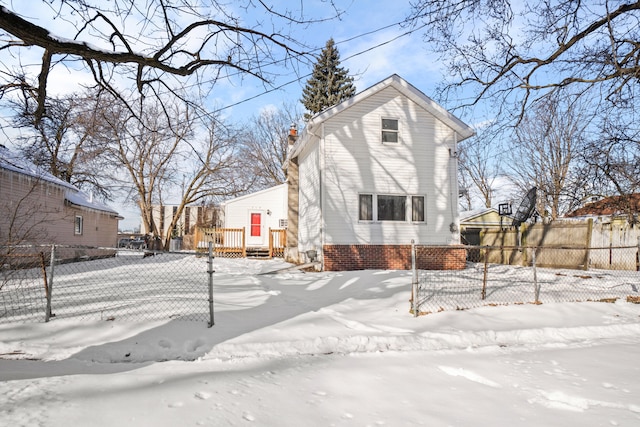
[290, 74, 475, 159]
[221, 183, 287, 207]
[460, 207, 500, 222]
[1, 144, 119, 216]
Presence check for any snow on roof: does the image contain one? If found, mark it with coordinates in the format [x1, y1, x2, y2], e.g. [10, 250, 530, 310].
[65, 190, 120, 215]
[459, 207, 498, 222]
[1, 145, 119, 216]
[221, 183, 287, 206]
[0, 144, 76, 191]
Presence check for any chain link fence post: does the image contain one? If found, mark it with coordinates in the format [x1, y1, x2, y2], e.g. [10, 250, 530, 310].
[207, 241, 215, 327]
[411, 240, 418, 317]
[45, 244, 56, 322]
[532, 246, 540, 304]
[481, 246, 488, 300]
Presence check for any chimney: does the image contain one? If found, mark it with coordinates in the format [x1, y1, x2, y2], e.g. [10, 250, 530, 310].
[288, 123, 298, 145]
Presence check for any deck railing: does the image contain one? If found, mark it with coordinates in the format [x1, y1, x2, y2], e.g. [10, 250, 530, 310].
[196, 227, 246, 257]
[195, 227, 286, 258]
[269, 228, 286, 258]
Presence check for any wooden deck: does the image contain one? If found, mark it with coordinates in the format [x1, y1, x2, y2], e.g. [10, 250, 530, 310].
[194, 227, 286, 258]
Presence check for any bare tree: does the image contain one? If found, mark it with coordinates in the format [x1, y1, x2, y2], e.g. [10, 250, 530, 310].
[458, 128, 503, 209]
[100, 94, 247, 248]
[99, 97, 191, 243]
[0, 2, 340, 124]
[10, 89, 115, 200]
[240, 103, 301, 189]
[508, 92, 588, 219]
[582, 104, 640, 220]
[406, 1, 640, 119]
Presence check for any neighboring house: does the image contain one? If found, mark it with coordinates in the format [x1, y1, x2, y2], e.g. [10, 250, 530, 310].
[286, 74, 475, 270]
[222, 184, 288, 248]
[459, 207, 510, 245]
[564, 193, 640, 252]
[0, 145, 121, 247]
[140, 204, 217, 240]
[565, 194, 640, 221]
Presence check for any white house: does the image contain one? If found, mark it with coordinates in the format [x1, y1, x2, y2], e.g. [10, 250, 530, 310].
[222, 184, 288, 248]
[286, 74, 475, 270]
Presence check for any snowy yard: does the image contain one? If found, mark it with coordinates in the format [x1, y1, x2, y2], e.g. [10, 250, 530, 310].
[1, 257, 640, 426]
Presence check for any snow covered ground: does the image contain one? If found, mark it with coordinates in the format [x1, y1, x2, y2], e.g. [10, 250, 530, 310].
[1, 257, 640, 426]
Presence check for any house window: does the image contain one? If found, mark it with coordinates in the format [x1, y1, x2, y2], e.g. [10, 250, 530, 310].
[279, 218, 288, 228]
[358, 194, 426, 222]
[378, 195, 406, 221]
[381, 118, 399, 143]
[412, 196, 425, 222]
[74, 215, 83, 235]
[359, 194, 373, 221]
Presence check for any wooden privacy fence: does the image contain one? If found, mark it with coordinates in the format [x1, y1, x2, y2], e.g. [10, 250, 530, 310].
[466, 219, 640, 270]
[194, 227, 286, 258]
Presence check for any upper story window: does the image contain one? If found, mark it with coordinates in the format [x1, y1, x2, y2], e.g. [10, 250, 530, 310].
[381, 118, 399, 143]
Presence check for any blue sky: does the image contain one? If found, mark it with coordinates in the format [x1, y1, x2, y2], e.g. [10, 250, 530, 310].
[208, 0, 451, 123]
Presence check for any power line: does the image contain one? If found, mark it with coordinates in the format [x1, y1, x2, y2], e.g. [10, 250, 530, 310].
[210, 19, 427, 115]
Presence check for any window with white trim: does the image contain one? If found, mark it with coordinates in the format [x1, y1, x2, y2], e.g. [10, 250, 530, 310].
[74, 215, 83, 235]
[358, 194, 426, 222]
[381, 118, 399, 143]
[359, 194, 373, 221]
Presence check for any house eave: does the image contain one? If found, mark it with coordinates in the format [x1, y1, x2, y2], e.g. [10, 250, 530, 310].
[288, 74, 475, 162]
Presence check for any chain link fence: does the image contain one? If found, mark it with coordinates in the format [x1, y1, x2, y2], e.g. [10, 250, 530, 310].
[1, 245, 215, 325]
[411, 244, 640, 315]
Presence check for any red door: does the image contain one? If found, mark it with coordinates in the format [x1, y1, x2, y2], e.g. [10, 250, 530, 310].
[250, 213, 261, 237]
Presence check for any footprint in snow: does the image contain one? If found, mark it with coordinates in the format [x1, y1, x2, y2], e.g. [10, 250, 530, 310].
[194, 391, 211, 400]
[438, 366, 502, 388]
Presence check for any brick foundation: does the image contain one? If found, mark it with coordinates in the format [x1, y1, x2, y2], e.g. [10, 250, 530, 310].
[322, 244, 467, 271]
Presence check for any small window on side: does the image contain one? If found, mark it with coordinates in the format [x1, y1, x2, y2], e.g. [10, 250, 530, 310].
[74, 215, 83, 235]
[381, 118, 399, 143]
[359, 194, 373, 221]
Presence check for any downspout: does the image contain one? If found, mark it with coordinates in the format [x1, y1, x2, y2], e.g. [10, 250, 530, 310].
[450, 131, 460, 244]
[306, 123, 325, 270]
[320, 122, 326, 271]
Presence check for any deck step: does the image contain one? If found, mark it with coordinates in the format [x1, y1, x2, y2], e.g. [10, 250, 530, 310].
[246, 247, 271, 259]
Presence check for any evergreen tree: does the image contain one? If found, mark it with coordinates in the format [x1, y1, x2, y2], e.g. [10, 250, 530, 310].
[301, 38, 356, 120]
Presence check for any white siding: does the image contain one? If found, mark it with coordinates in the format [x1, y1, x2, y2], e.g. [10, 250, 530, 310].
[320, 86, 458, 245]
[297, 134, 323, 254]
[223, 184, 287, 246]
